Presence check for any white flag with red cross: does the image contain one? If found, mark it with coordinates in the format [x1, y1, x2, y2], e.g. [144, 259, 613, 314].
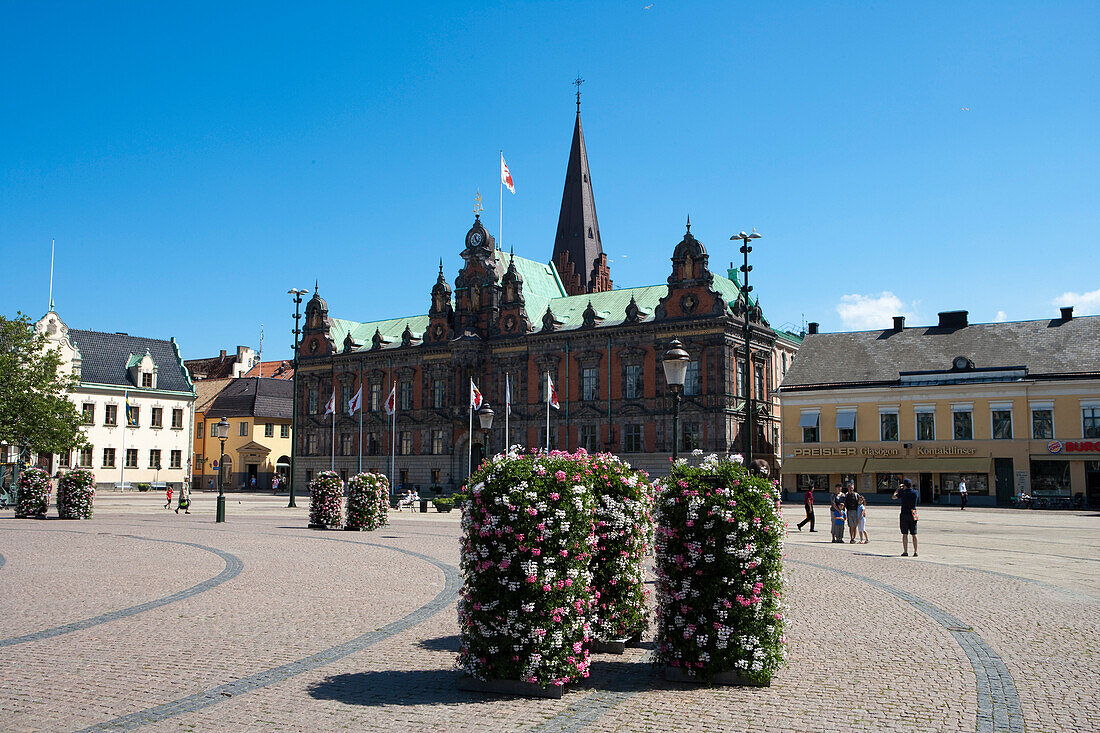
[500, 152, 515, 194]
[547, 374, 560, 410]
[383, 383, 396, 416]
[324, 388, 336, 416]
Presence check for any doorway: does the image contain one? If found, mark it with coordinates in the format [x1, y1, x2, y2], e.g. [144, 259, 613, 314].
[919, 473, 933, 504]
[471, 443, 485, 473]
[1086, 462, 1100, 509]
[247, 464, 258, 490]
[994, 458, 1014, 506]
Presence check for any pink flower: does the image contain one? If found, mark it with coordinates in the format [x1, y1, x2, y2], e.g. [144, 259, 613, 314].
[555, 470, 567, 482]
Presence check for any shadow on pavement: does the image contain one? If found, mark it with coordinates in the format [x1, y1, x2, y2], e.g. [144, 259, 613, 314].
[417, 634, 460, 652]
[307, 670, 480, 706]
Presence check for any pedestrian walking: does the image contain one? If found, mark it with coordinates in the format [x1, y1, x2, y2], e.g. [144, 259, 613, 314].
[958, 478, 968, 510]
[176, 484, 191, 514]
[164, 485, 173, 509]
[857, 494, 869, 544]
[893, 478, 919, 556]
[844, 481, 861, 543]
[797, 485, 817, 532]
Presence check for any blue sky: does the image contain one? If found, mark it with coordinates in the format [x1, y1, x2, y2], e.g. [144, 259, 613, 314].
[2, 1, 1097, 361]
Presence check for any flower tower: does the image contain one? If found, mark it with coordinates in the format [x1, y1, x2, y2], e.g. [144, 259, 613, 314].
[16, 467, 51, 518]
[346, 472, 389, 531]
[308, 470, 344, 529]
[57, 469, 96, 519]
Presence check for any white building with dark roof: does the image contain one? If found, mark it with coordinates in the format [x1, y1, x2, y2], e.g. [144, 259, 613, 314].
[36, 310, 197, 490]
[778, 308, 1100, 507]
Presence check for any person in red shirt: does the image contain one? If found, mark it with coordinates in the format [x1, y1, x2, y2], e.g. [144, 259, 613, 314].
[797, 484, 816, 532]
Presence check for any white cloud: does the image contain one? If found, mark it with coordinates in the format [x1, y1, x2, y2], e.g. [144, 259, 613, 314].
[835, 292, 916, 330]
[1053, 288, 1100, 315]
[993, 310, 1008, 322]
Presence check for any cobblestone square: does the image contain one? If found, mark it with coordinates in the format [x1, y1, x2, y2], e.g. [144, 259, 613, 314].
[1, 493, 1096, 732]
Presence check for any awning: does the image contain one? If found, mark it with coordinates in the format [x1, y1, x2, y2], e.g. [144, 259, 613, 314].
[782, 457, 866, 473]
[798, 412, 820, 428]
[864, 457, 991, 473]
[835, 411, 857, 430]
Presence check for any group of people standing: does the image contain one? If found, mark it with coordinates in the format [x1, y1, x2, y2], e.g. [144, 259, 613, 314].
[796, 481, 869, 544]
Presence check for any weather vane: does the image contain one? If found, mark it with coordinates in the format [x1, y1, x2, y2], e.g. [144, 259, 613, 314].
[574, 74, 584, 112]
[473, 188, 483, 218]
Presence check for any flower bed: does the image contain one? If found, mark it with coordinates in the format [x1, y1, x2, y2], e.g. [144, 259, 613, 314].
[589, 452, 654, 642]
[57, 469, 95, 519]
[458, 449, 597, 689]
[308, 470, 344, 528]
[654, 454, 787, 685]
[16, 467, 51, 517]
[346, 472, 389, 530]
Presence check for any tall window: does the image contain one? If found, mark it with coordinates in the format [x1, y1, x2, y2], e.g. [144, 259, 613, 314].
[151, 407, 163, 428]
[125, 449, 138, 468]
[280, 424, 290, 438]
[581, 368, 598, 401]
[1031, 408, 1053, 440]
[431, 468, 441, 484]
[307, 389, 318, 414]
[127, 406, 140, 427]
[836, 410, 856, 442]
[539, 426, 557, 449]
[239, 422, 248, 437]
[102, 448, 116, 468]
[370, 383, 382, 411]
[149, 449, 161, 469]
[367, 432, 379, 455]
[105, 404, 118, 426]
[59, 450, 71, 468]
[79, 447, 93, 468]
[1083, 407, 1100, 438]
[82, 403, 95, 425]
[916, 410, 936, 441]
[141, 372, 153, 387]
[880, 412, 899, 442]
[624, 365, 643, 399]
[431, 429, 445, 454]
[992, 409, 1013, 440]
[953, 410, 973, 440]
[265, 423, 275, 438]
[211, 422, 218, 437]
[432, 379, 446, 408]
[580, 425, 598, 452]
[754, 364, 766, 401]
[681, 423, 701, 452]
[340, 433, 353, 456]
[800, 412, 820, 443]
[399, 381, 413, 410]
[307, 434, 319, 455]
[684, 360, 701, 396]
[624, 424, 643, 452]
[171, 408, 183, 428]
[399, 431, 413, 455]
[736, 360, 748, 397]
[170, 450, 182, 469]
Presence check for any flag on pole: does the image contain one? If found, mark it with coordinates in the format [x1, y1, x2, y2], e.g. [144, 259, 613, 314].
[347, 385, 362, 415]
[470, 379, 484, 410]
[125, 393, 138, 426]
[324, 388, 336, 416]
[505, 374, 511, 416]
[500, 152, 515, 194]
[383, 383, 396, 416]
[547, 375, 560, 410]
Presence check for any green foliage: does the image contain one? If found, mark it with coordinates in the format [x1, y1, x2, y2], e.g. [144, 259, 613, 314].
[432, 496, 454, 511]
[655, 455, 788, 684]
[136, 483, 151, 492]
[57, 469, 95, 519]
[0, 313, 86, 455]
[16, 467, 51, 517]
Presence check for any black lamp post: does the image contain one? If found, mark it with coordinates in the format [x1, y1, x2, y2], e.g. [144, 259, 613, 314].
[662, 339, 689, 461]
[215, 416, 229, 523]
[287, 287, 309, 508]
[731, 229, 762, 468]
[478, 403, 495, 457]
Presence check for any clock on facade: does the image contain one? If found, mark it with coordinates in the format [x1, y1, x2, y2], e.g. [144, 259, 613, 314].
[468, 231, 483, 248]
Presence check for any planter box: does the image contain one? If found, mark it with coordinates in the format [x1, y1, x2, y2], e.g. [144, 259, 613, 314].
[591, 634, 642, 655]
[307, 523, 341, 530]
[663, 666, 770, 687]
[434, 505, 453, 513]
[456, 675, 565, 699]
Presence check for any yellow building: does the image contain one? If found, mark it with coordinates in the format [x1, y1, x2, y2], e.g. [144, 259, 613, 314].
[778, 309, 1100, 507]
[193, 377, 293, 491]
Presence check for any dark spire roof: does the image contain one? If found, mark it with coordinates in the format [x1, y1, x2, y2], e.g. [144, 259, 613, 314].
[552, 109, 608, 296]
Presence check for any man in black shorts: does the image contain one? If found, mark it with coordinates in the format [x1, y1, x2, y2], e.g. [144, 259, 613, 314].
[892, 478, 918, 557]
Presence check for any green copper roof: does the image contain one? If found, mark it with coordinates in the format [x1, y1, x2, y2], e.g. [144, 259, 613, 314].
[125, 352, 145, 369]
[331, 315, 432, 350]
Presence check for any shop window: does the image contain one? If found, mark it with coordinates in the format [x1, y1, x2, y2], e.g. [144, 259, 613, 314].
[1083, 407, 1100, 438]
[916, 411, 935, 441]
[1031, 409, 1053, 440]
[685, 360, 701, 396]
[800, 411, 820, 443]
[1030, 460, 1071, 494]
[953, 410, 973, 440]
[941, 473, 988, 496]
[880, 412, 899, 442]
[796, 474, 828, 492]
[624, 365, 643, 399]
[875, 473, 901, 494]
[992, 409, 1013, 440]
[624, 424, 643, 452]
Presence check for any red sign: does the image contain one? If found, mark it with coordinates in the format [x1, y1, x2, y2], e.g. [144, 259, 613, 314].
[1065, 441, 1100, 453]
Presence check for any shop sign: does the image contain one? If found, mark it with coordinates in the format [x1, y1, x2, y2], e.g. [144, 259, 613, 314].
[915, 445, 977, 457]
[793, 446, 900, 458]
[1056, 440, 1100, 453]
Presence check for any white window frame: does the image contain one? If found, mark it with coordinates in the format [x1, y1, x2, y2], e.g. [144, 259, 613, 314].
[990, 402, 1014, 440]
[1081, 401, 1100, 438]
[799, 410, 820, 443]
[1028, 401, 1055, 440]
[914, 404, 936, 441]
[878, 406, 900, 442]
[951, 403, 974, 441]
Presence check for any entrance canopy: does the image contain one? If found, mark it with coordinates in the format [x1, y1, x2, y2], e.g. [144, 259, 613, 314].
[782, 457, 866, 474]
[864, 457, 991, 473]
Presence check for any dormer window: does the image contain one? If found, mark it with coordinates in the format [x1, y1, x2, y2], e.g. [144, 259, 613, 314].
[142, 373, 153, 387]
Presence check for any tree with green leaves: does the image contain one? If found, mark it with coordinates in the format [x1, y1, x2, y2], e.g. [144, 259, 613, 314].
[0, 313, 87, 468]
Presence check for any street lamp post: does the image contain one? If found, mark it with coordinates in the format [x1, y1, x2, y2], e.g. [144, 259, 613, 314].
[662, 339, 690, 462]
[478, 403, 495, 458]
[215, 417, 229, 523]
[287, 288, 309, 508]
[730, 229, 762, 469]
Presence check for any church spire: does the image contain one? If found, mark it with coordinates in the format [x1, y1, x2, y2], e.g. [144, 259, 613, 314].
[551, 86, 612, 296]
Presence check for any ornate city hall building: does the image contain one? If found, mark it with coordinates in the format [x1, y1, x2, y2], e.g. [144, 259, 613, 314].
[294, 106, 801, 492]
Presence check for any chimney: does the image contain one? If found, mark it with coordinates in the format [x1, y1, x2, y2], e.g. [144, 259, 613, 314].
[937, 310, 968, 329]
[808, 322, 819, 335]
[1060, 306, 1074, 321]
[892, 316, 905, 331]
[219, 349, 227, 358]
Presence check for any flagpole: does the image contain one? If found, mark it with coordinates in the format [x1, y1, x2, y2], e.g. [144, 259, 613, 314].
[499, 151, 504, 252]
[389, 381, 396, 496]
[330, 407, 335, 471]
[468, 382, 474, 483]
[545, 372, 550, 453]
[505, 372, 510, 451]
[121, 390, 127, 491]
[357, 361, 363, 474]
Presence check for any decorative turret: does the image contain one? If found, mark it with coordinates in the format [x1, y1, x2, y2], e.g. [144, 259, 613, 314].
[301, 283, 335, 358]
[455, 212, 502, 336]
[497, 247, 530, 337]
[655, 218, 725, 320]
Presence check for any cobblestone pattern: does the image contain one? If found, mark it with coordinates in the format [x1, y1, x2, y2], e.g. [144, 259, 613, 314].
[0, 533, 242, 649]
